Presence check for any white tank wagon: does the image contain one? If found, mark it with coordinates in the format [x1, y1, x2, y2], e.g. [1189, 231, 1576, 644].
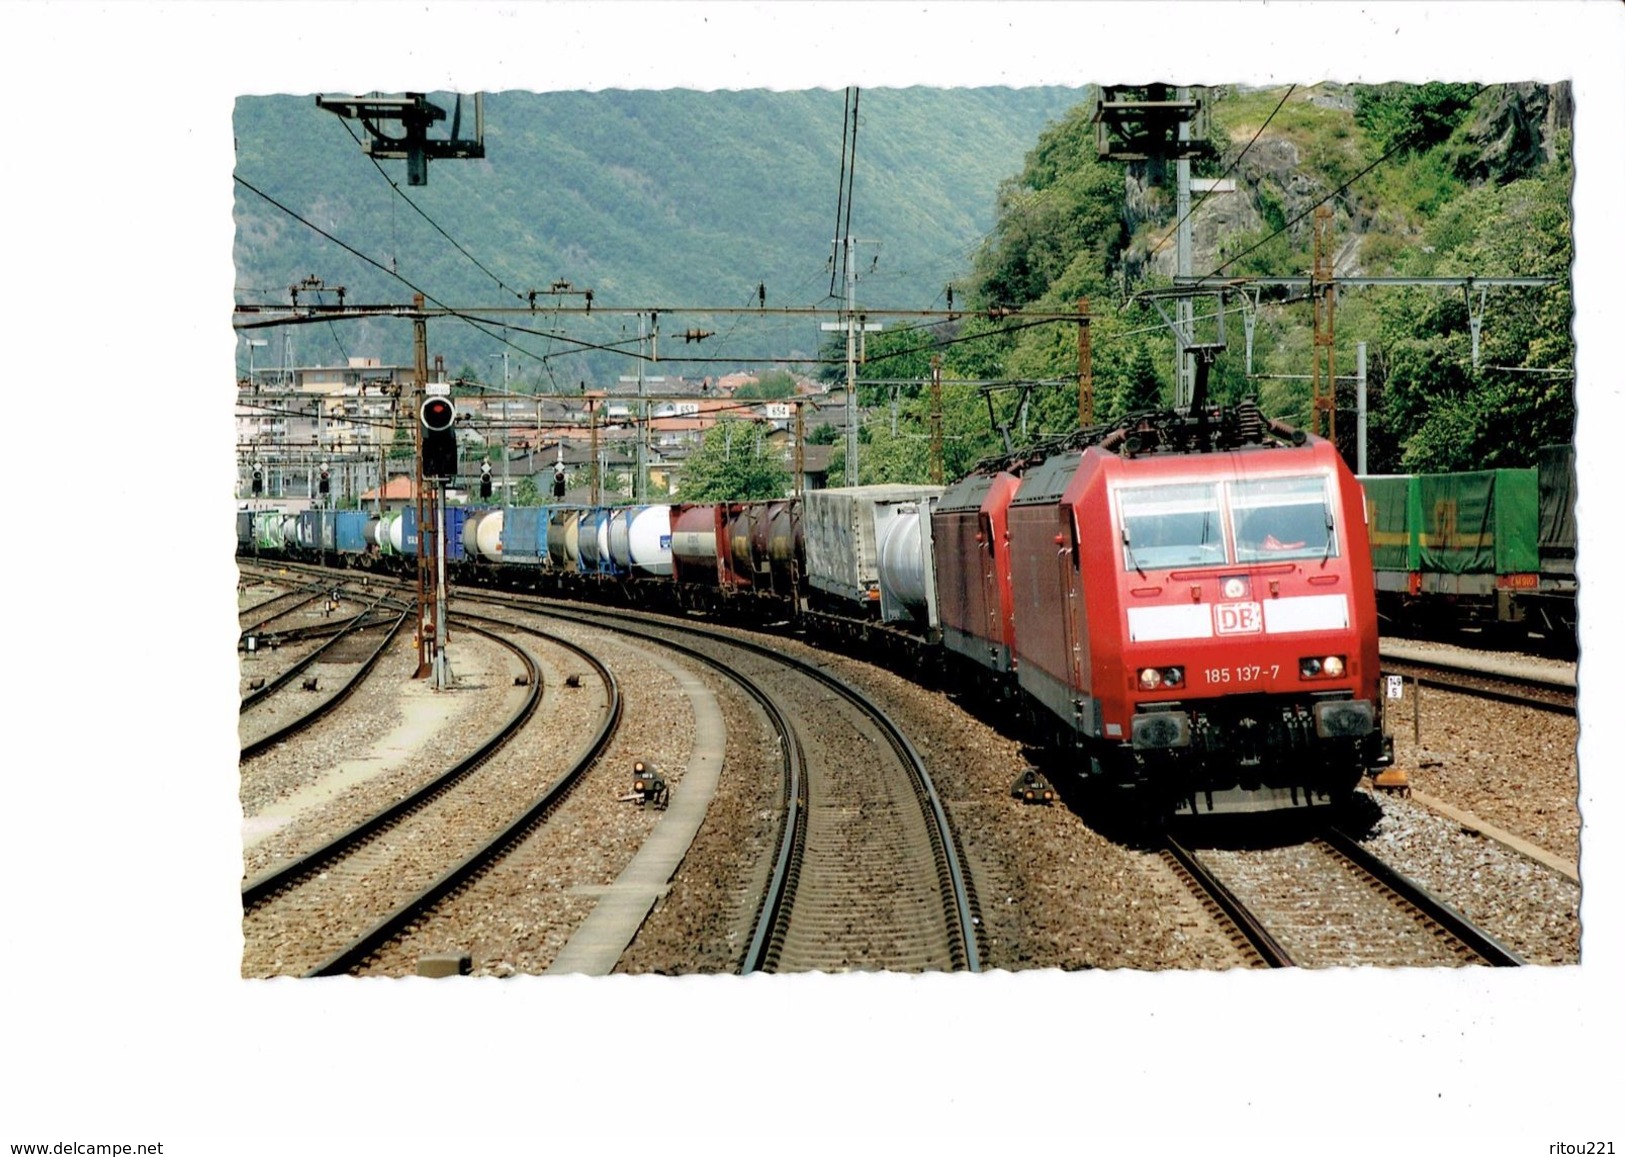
[578, 508, 612, 573]
[609, 505, 675, 577]
[387, 510, 408, 555]
[254, 512, 291, 550]
[462, 509, 505, 562]
[875, 496, 942, 627]
[594, 509, 615, 573]
[802, 485, 944, 621]
[547, 508, 585, 571]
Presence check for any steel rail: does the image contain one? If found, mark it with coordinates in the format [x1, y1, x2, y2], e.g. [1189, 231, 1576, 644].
[512, 596, 983, 972]
[239, 606, 410, 760]
[237, 579, 325, 624]
[456, 594, 808, 974]
[239, 586, 327, 640]
[1321, 829, 1525, 967]
[242, 619, 550, 910]
[307, 617, 622, 977]
[1378, 660, 1576, 717]
[1162, 837, 1295, 968]
[239, 598, 391, 713]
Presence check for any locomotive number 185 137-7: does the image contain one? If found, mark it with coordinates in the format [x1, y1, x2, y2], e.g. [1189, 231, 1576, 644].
[1203, 664, 1280, 685]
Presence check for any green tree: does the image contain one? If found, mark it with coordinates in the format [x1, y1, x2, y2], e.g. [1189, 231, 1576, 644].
[970, 105, 1127, 309]
[734, 369, 797, 399]
[1354, 82, 1480, 157]
[1371, 144, 1573, 472]
[512, 476, 541, 506]
[675, 418, 791, 500]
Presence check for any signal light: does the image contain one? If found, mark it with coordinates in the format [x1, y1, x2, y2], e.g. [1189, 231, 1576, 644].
[553, 468, 567, 499]
[420, 396, 458, 478]
[1010, 768, 1056, 804]
[631, 760, 668, 808]
[480, 460, 493, 499]
[318, 461, 330, 496]
[251, 464, 263, 496]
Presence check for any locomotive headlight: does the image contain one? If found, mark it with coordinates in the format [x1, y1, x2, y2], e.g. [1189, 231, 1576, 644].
[1300, 655, 1347, 679]
[1138, 667, 1185, 691]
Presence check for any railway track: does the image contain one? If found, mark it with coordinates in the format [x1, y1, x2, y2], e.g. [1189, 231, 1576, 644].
[1160, 837, 1293, 968]
[238, 600, 409, 759]
[1166, 828, 1523, 968]
[471, 593, 983, 973]
[238, 576, 328, 637]
[241, 620, 618, 977]
[244, 560, 1556, 973]
[1378, 644, 1575, 716]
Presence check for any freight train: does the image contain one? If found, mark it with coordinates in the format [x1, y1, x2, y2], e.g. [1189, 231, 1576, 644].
[1358, 443, 1577, 644]
[239, 398, 1393, 818]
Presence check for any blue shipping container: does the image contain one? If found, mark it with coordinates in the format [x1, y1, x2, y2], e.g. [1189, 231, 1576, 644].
[502, 505, 548, 565]
[335, 511, 370, 554]
[399, 506, 468, 560]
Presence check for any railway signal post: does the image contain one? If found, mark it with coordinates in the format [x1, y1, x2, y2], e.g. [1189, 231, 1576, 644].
[409, 295, 454, 690]
[420, 387, 457, 690]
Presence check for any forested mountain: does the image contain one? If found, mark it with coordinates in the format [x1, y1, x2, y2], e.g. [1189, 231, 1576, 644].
[235, 83, 1575, 479]
[937, 81, 1575, 477]
[233, 87, 1086, 384]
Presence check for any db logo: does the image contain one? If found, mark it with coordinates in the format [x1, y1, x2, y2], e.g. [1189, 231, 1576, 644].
[1215, 601, 1263, 635]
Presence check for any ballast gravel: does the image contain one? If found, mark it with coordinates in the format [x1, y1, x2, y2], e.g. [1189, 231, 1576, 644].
[239, 586, 1581, 973]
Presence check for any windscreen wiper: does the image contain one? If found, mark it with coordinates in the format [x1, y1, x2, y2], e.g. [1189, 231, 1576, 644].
[1123, 528, 1147, 578]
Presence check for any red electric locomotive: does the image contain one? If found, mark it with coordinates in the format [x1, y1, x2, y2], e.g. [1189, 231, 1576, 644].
[1003, 400, 1388, 816]
[934, 470, 1022, 677]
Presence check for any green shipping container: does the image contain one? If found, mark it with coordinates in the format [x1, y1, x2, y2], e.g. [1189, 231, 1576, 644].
[1414, 469, 1539, 576]
[1359, 475, 1416, 572]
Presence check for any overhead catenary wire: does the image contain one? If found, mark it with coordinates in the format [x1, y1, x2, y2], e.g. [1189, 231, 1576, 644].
[1145, 84, 1297, 262]
[827, 87, 863, 302]
[1202, 82, 1495, 281]
[233, 174, 627, 373]
[335, 113, 528, 304]
[828, 87, 855, 299]
[242, 84, 1522, 437]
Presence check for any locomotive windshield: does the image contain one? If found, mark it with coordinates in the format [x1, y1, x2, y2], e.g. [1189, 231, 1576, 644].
[1230, 476, 1336, 563]
[1117, 475, 1337, 570]
[1118, 482, 1226, 569]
